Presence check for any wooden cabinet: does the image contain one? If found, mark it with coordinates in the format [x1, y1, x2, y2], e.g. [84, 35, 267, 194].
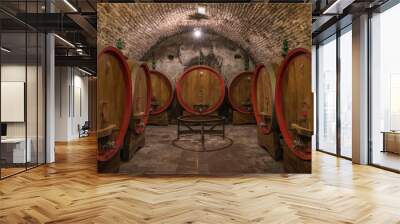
[382, 132, 400, 154]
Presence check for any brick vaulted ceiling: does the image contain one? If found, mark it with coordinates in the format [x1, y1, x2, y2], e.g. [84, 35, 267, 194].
[98, 3, 311, 63]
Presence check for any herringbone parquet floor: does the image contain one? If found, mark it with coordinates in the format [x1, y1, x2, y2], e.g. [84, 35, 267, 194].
[1, 137, 400, 224]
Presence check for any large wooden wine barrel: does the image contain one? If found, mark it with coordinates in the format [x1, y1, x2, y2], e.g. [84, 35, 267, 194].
[149, 70, 174, 115]
[121, 61, 152, 161]
[176, 65, 225, 115]
[251, 63, 281, 160]
[127, 60, 152, 134]
[97, 46, 132, 164]
[251, 64, 279, 134]
[275, 48, 313, 170]
[228, 71, 254, 114]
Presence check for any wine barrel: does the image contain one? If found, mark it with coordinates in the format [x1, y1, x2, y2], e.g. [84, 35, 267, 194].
[120, 61, 152, 161]
[275, 48, 313, 165]
[228, 71, 254, 114]
[127, 60, 152, 134]
[97, 46, 132, 164]
[251, 64, 279, 134]
[149, 70, 174, 115]
[251, 63, 282, 160]
[176, 65, 225, 115]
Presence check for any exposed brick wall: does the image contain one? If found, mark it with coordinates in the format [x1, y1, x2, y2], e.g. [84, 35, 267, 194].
[98, 3, 312, 64]
[141, 32, 256, 84]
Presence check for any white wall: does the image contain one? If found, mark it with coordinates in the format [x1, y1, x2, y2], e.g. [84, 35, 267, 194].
[1, 63, 46, 164]
[1, 65, 26, 138]
[1, 82, 25, 122]
[72, 73, 89, 138]
[55, 66, 89, 141]
[55, 67, 69, 141]
[1, 65, 34, 137]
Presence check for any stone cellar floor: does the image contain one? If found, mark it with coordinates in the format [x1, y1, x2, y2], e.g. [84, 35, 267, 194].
[119, 125, 284, 175]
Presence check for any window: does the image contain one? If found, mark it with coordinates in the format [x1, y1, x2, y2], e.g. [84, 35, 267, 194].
[312, 46, 317, 150]
[370, 2, 400, 171]
[389, 75, 400, 130]
[317, 35, 337, 154]
[316, 25, 353, 159]
[0, 1, 47, 179]
[339, 27, 352, 158]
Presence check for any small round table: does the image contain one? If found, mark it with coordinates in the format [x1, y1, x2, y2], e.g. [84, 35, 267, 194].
[173, 115, 232, 152]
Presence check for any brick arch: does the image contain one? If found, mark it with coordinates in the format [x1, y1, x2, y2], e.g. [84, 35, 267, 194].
[141, 29, 256, 67]
[98, 3, 311, 64]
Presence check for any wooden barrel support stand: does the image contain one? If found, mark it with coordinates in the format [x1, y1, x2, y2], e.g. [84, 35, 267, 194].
[251, 63, 282, 161]
[97, 47, 132, 172]
[120, 60, 152, 161]
[275, 48, 313, 173]
[228, 71, 256, 125]
[148, 70, 174, 125]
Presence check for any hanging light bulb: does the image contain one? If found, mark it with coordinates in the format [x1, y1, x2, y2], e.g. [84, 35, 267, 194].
[193, 28, 202, 38]
[197, 6, 206, 15]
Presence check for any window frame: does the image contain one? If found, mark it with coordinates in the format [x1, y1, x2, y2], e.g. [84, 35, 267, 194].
[315, 24, 353, 161]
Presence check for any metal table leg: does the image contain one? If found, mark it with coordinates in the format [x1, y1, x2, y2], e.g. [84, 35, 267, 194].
[177, 119, 180, 140]
[201, 122, 205, 150]
[174, 115, 231, 152]
[222, 120, 225, 139]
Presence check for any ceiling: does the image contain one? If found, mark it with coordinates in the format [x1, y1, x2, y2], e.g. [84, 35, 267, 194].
[0, 0, 96, 14]
[0, 32, 46, 64]
[98, 3, 311, 63]
[1, 0, 385, 73]
[0, 0, 97, 72]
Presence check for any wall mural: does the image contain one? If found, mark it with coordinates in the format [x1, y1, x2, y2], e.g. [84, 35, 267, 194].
[97, 3, 312, 175]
